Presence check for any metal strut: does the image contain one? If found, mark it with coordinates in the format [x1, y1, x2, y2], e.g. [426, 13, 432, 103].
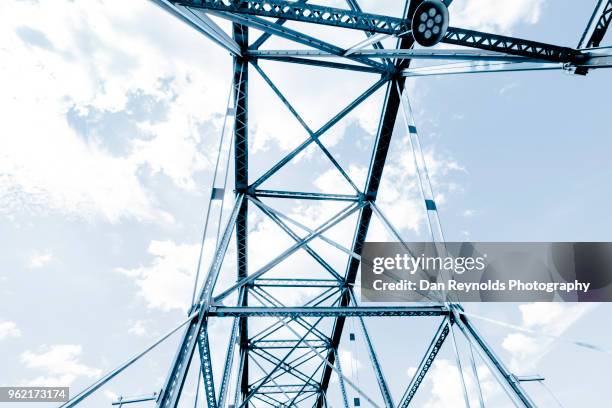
[172, 0, 587, 63]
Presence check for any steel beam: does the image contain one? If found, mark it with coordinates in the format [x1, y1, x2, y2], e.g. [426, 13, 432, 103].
[217, 317, 239, 408]
[250, 78, 388, 189]
[196, 322, 217, 408]
[579, 0, 612, 48]
[172, 0, 410, 35]
[401, 63, 564, 77]
[442, 27, 584, 63]
[208, 11, 388, 70]
[213, 202, 363, 303]
[229, 22, 251, 405]
[251, 62, 360, 191]
[398, 318, 451, 408]
[249, 0, 308, 50]
[249, 48, 543, 62]
[249, 54, 385, 73]
[209, 306, 449, 317]
[248, 196, 344, 281]
[149, 0, 241, 55]
[171, 0, 586, 63]
[253, 189, 361, 202]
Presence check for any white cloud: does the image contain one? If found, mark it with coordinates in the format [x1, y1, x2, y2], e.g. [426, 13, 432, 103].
[104, 390, 119, 401]
[452, 0, 547, 33]
[20, 344, 101, 386]
[338, 349, 362, 378]
[501, 303, 596, 371]
[406, 366, 418, 377]
[128, 319, 149, 337]
[423, 359, 501, 408]
[116, 240, 202, 312]
[28, 250, 54, 268]
[0, 320, 22, 340]
[0, 0, 229, 223]
[372, 136, 465, 238]
[502, 332, 540, 362]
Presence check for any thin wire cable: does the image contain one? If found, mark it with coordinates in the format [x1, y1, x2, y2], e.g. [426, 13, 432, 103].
[461, 311, 612, 355]
[193, 369, 201, 408]
[190, 72, 239, 309]
[395, 83, 437, 243]
[58, 312, 198, 408]
[397, 84, 483, 403]
[404, 64, 564, 77]
[407, 59, 519, 73]
[538, 380, 567, 408]
[449, 320, 472, 408]
[214, 109, 235, 250]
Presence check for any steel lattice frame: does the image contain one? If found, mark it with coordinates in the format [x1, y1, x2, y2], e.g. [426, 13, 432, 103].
[59, 1, 611, 407]
[151, 1, 611, 407]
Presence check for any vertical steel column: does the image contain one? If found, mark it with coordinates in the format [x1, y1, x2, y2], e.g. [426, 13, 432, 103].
[233, 21, 250, 404]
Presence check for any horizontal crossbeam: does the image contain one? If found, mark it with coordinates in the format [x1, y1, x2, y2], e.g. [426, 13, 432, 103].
[252, 189, 361, 202]
[250, 339, 330, 349]
[253, 278, 342, 287]
[249, 48, 543, 62]
[172, 0, 410, 34]
[173, 0, 586, 63]
[208, 306, 449, 317]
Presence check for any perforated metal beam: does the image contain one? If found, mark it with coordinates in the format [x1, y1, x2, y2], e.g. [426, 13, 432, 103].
[399, 318, 451, 407]
[173, 0, 410, 34]
[209, 306, 449, 317]
[443, 27, 583, 63]
[172, 0, 586, 63]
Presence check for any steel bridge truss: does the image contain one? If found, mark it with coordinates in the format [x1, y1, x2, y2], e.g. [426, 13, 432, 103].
[152, 1, 611, 407]
[62, 1, 611, 407]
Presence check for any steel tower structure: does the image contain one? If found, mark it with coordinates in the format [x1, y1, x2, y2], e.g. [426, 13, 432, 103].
[60, 1, 612, 407]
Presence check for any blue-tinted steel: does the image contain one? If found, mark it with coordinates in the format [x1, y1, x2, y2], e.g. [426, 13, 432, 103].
[156, 195, 243, 408]
[399, 318, 451, 407]
[149, 0, 241, 55]
[139, 1, 612, 407]
[453, 308, 536, 408]
[172, 0, 586, 63]
[252, 189, 361, 202]
[209, 306, 449, 317]
[579, 0, 612, 48]
[576, 0, 612, 74]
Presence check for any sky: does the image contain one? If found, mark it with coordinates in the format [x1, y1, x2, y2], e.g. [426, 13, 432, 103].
[0, 0, 611, 407]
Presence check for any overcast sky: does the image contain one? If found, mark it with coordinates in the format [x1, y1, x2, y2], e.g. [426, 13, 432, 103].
[0, 0, 611, 407]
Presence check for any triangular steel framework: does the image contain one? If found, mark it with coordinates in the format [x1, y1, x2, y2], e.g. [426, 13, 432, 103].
[151, 1, 612, 407]
[59, 1, 612, 407]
